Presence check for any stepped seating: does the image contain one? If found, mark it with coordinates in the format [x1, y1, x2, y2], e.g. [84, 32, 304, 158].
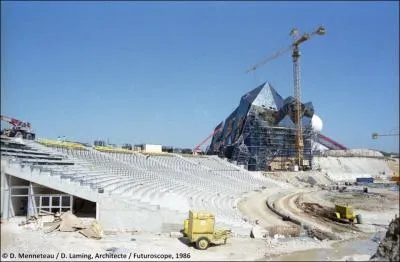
[105, 152, 244, 194]
[35, 164, 106, 185]
[98, 153, 262, 222]
[97, 178, 137, 192]
[37, 139, 86, 150]
[4, 139, 275, 234]
[189, 156, 238, 171]
[1, 152, 63, 162]
[91, 177, 135, 190]
[94, 146, 135, 154]
[1, 146, 52, 156]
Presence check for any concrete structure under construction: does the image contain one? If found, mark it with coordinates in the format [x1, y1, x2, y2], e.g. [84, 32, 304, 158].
[208, 82, 315, 171]
[0, 136, 278, 235]
[0, 83, 392, 235]
[0, 137, 394, 235]
[207, 82, 348, 171]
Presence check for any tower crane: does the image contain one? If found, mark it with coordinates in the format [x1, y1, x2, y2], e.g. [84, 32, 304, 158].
[246, 25, 326, 169]
[372, 132, 400, 139]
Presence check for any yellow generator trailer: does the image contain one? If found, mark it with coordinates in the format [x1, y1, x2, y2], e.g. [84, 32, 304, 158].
[334, 204, 362, 224]
[183, 210, 231, 250]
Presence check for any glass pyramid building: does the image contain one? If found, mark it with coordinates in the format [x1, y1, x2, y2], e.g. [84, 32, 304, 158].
[208, 82, 315, 171]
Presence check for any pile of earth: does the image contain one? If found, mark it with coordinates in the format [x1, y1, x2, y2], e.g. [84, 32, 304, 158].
[370, 216, 399, 261]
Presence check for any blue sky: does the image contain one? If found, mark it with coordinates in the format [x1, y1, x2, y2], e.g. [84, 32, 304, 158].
[1, 1, 399, 152]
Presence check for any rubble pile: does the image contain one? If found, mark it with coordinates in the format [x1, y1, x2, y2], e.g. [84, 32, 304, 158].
[19, 211, 104, 239]
[370, 216, 400, 261]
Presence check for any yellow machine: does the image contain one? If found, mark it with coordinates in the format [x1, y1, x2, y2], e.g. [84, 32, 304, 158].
[334, 204, 362, 224]
[183, 210, 231, 250]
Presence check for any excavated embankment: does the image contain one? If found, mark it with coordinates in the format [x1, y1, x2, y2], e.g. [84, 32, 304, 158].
[370, 216, 400, 261]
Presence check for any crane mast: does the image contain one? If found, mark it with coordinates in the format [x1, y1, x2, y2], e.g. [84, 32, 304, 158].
[292, 43, 304, 167]
[246, 25, 325, 170]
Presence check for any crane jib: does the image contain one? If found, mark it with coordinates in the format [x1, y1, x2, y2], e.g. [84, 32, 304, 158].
[245, 25, 326, 169]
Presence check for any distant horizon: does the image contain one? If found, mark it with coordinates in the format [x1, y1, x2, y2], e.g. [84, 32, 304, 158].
[28, 135, 399, 155]
[2, 79, 399, 153]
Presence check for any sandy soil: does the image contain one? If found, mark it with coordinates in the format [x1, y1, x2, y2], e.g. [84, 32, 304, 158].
[238, 189, 289, 227]
[1, 217, 334, 261]
[274, 190, 359, 239]
[308, 187, 399, 226]
[238, 177, 399, 261]
[387, 158, 399, 176]
[263, 171, 333, 188]
[1, 217, 267, 261]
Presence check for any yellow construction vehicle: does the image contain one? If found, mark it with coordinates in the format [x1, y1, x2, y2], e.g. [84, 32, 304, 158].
[333, 204, 362, 224]
[183, 210, 231, 250]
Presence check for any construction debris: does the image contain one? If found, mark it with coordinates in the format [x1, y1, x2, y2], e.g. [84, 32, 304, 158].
[39, 209, 55, 215]
[19, 211, 103, 239]
[79, 220, 104, 239]
[250, 225, 268, 239]
[59, 212, 85, 232]
[170, 231, 183, 238]
[43, 222, 62, 233]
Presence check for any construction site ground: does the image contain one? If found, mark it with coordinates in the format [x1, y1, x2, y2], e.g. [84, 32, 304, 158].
[1, 170, 399, 261]
[240, 170, 399, 261]
[387, 158, 399, 176]
[1, 217, 332, 261]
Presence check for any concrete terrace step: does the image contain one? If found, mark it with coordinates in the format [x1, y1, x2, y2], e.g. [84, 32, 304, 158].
[109, 177, 158, 195]
[2, 159, 98, 202]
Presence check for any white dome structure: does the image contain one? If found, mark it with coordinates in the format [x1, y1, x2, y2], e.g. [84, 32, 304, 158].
[311, 114, 323, 132]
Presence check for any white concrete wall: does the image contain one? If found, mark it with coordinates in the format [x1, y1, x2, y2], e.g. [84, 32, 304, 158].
[143, 144, 162, 153]
[97, 195, 186, 233]
[0, 172, 10, 219]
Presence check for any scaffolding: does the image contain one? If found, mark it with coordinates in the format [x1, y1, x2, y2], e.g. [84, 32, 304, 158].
[231, 111, 313, 171]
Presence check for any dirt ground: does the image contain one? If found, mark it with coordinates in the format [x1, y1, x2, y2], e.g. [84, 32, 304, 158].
[1, 217, 266, 261]
[238, 171, 399, 261]
[297, 187, 399, 235]
[1, 169, 398, 261]
[263, 171, 333, 188]
[1, 217, 334, 261]
[239, 189, 287, 226]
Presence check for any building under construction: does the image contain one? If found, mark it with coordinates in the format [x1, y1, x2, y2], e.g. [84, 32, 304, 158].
[208, 82, 315, 171]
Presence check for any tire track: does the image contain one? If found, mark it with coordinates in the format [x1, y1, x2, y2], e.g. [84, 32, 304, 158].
[238, 190, 289, 228]
[275, 190, 365, 240]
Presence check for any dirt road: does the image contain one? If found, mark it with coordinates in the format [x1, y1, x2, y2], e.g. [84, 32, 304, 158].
[238, 189, 288, 227]
[240, 185, 398, 241]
